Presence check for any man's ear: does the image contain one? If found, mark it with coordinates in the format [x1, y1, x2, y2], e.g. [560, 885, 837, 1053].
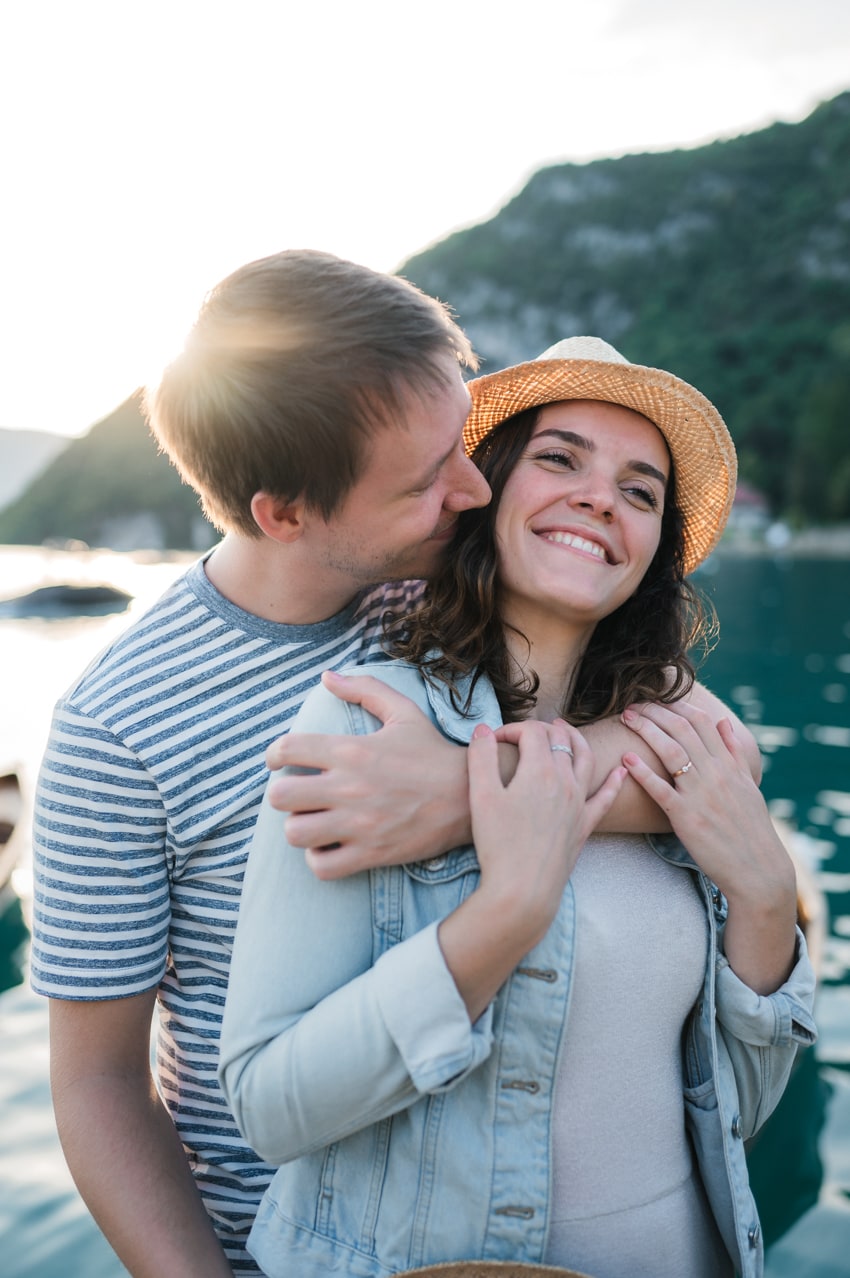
[250, 491, 307, 544]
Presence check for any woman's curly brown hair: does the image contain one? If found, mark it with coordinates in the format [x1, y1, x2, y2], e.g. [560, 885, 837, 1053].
[385, 405, 717, 724]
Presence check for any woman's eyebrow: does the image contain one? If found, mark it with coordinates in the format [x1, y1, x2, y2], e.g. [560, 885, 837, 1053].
[631, 459, 669, 487]
[535, 428, 592, 451]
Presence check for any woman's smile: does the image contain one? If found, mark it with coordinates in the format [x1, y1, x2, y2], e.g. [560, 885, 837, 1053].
[536, 527, 612, 563]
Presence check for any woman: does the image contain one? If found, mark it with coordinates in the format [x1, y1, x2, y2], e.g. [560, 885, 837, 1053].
[219, 337, 817, 1278]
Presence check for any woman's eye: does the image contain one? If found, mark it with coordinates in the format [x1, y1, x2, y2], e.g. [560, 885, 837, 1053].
[536, 450, 575, 468]
[625, 485, 659, 509]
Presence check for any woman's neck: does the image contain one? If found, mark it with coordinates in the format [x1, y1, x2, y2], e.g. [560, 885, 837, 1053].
[503, 614, 591, 723]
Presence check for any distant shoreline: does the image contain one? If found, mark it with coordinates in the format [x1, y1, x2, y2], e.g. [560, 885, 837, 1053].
[716, 524, 850, 559]
[2, 528, 850, 563]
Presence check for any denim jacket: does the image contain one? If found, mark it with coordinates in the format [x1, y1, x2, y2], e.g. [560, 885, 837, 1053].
[219, 661, 818, 1278]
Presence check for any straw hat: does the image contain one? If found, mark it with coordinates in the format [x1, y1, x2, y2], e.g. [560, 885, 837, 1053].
[397, 1264, 592, 1278]
[464, 336, 737, 575]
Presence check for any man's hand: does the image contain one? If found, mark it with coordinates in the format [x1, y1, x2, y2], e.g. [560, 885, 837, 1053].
[266, 670, 470, 879]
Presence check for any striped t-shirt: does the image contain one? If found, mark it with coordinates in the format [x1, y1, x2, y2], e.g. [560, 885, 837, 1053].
[31, 558, 423, 1275]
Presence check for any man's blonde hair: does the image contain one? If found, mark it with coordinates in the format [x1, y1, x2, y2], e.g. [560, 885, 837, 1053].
[145, 250, 477, 535]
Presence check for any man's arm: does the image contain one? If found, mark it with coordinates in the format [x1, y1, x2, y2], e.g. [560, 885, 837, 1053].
[683, 679, 762, 782]
[267, 671, 762, 877]
[49, 992, 233, 1278]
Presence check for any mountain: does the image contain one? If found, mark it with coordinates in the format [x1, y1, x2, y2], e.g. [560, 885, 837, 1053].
[0, 393, 215, 551]
[400, 91, 850, 522]
[0, 429, 69, 510]
[2, 91, 849, 549]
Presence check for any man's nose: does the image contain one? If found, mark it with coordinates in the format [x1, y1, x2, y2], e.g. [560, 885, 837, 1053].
[446, 453, 491, 511]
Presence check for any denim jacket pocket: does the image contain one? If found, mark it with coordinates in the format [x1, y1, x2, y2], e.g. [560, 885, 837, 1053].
[403, 845, 479, 883]
[368, 848, 481, 951]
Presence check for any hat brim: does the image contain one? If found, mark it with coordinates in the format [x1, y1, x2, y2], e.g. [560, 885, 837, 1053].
[464, 358, 737, 575]
[397, 1264, 592, 1277]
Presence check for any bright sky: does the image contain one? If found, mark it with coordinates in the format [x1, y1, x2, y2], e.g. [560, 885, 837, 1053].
[2, 0, 849, 438]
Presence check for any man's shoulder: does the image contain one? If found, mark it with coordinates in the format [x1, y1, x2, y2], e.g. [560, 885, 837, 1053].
[53, 570, 421, 747]
[59, 561, 211, 701]
[353, 578, 426, 623]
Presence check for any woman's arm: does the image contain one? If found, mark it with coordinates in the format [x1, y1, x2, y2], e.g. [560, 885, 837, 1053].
[624, 700, 817, 1137]
[219, 677, 495, 1167]
[713, 929, 818, 1137]
[620, 700, 797, 994]
[219, 689, 626, 1161]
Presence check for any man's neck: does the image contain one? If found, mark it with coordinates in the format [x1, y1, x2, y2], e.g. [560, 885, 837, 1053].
[204, 534, 360, 625]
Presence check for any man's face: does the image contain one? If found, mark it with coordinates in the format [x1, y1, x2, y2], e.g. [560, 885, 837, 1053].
[309, 356, 491, 587]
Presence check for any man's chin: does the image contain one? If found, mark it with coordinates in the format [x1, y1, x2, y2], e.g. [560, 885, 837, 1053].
[410, 542, 450, 580]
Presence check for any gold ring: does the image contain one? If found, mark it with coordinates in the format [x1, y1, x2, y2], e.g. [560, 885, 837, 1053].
[671, 760, 694, 778]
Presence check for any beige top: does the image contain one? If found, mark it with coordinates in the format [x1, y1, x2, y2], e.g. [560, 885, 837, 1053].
[543, 833, 732, 1278]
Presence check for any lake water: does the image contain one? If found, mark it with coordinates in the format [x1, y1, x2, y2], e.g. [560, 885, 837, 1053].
[0, 545, 849, 1277]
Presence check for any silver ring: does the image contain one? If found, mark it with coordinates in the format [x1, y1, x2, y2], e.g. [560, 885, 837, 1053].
[550, 744, 574, 757]
[671, 759, 693, 778]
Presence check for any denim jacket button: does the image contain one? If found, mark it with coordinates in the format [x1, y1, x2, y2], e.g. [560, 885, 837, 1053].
[495, 1206, 535, 1219]
[731, 1114, 743, 1139]
[748, 1222, 761, 1247]
[427, 855, 447, 871]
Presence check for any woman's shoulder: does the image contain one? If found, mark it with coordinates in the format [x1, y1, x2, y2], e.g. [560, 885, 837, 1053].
[292, 659, 433, 737]
[292, 658, 503, 743]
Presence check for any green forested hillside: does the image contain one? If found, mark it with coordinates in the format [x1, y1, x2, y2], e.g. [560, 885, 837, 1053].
[2, 91, 849, 549]
[401, 91, 850, 523]
[0, 393, 214, 549]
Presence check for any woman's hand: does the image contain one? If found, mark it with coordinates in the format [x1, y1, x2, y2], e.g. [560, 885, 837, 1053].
[436, 720, 625, 1024]
[621, 700, 798, 993]
[476, 718, 626, 927]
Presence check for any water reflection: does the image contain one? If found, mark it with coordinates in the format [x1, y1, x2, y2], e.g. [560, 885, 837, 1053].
[698, 555, 850, 1270]
[0, 548, 848, 1274]
[747, 1047, 830, 1249]
[0, 891, 28, 996]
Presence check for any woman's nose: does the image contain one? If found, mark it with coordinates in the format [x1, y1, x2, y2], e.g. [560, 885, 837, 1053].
[568, 480, 615, 522]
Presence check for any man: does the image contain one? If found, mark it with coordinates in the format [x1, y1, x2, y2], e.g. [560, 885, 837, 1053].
[31, 249, 756, 1277]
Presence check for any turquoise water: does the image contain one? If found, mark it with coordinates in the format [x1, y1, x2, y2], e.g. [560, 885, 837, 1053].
[697, 555, 850, 1277]
[0, 547, 848, 1277]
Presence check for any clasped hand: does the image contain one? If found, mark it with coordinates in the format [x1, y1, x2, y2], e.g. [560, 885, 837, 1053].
[467, 720, 625, 933]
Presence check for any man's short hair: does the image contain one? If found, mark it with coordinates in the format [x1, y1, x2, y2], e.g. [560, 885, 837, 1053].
[145, 250, 477, 535]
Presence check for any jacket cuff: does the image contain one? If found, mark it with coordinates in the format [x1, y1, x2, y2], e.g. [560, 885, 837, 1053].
[373, 922, 494, 1093]
[715, 926, 818, 1047]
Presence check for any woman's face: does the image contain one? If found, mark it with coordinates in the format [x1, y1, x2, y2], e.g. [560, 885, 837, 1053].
[494, 399, 670, 635]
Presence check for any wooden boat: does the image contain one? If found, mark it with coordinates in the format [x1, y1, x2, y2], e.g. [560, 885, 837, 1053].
[0, 582, 132, 617]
